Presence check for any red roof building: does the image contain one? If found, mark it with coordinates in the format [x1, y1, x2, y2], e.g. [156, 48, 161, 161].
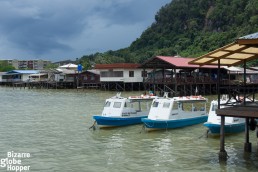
[140, 56, 218, 69]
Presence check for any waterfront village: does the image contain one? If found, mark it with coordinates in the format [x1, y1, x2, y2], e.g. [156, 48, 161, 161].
[1, 56, 258, 96]
[1, 32, 258, 161]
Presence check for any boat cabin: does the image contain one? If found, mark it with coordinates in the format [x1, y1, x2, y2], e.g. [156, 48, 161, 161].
[148, 95, 207, 120]
[101, 94, 153, 118]
[208, 100, 244, 125]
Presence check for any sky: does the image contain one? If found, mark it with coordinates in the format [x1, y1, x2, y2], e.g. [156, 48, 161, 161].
[0, 0, 171, 62]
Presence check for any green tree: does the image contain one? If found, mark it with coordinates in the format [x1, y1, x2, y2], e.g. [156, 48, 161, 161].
[0, 61, 15, 72]
[78, 0, 258, 66]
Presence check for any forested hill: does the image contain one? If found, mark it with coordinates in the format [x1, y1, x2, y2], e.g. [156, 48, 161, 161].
[80, 0, 258, 68]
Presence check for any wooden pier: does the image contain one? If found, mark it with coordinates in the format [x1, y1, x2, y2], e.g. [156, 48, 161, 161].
[189, 32, 258, 161]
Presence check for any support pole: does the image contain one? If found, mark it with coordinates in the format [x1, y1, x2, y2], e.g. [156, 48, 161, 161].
[244, 117, 252, 152]
[219, 116, 227, 160]
[218, 59, 227, 160]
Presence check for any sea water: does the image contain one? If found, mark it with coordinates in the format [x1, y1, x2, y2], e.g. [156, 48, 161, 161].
[0, 87, 257, 171]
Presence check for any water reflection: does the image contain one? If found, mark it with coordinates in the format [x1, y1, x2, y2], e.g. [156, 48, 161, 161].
[105, 134, 125, 165]
[151, 137, 175, 167]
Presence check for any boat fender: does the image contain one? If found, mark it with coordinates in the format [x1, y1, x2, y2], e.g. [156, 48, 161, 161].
[249, 118, 257, 131]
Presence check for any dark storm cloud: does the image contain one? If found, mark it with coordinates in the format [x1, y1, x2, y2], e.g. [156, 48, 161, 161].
[0, 0, 171, 61]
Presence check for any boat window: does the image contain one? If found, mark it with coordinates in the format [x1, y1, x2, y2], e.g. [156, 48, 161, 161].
[212, 104, 218, 111]
[182, 103, 193, 112]
[113, 102, 122, 108]
[163, 102, 170, 108]
[104, 101, 111, 107]
[174, 102, 179, 110]
[152, 101, 159, 107]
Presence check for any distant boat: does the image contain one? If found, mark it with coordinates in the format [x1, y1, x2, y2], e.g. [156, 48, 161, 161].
[203, 95, 246, 134]
[141, 93, 208, 131]
[92, 93, 156, 128]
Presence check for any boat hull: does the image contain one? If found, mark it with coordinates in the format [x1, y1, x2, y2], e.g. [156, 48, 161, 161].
[93, 115, 147, 127]
[203, 122, 245, 134]
[142, 116, 208, 130]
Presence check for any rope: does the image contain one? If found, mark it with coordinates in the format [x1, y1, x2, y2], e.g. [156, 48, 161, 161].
[198, 129, 210, 139]
[139, 125, 146, 133]
[89, 121, 96, 130]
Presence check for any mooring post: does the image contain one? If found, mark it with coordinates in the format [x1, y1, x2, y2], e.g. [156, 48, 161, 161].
[219, 116, 228, 160]
[244, 117, 252, 152]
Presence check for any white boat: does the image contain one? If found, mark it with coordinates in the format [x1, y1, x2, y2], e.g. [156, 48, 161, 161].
[141, 93, 208, 130]
[92, 93, 156, 128]
[203, 95, 246, 134]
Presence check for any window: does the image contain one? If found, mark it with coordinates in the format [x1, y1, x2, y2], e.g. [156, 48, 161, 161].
[152, 101, 159, 107]
[212, 104, 218, 111]
[163, 102, 170, 108]
[141, 71, 147, 77]
[104, 101, 111, 107]
[100, 71, 123, 77]
[129, 71, 134, 77]
[113, 102, 122, 108]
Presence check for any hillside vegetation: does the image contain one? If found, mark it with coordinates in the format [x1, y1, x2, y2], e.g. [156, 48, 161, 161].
[80, 0, 258, 69]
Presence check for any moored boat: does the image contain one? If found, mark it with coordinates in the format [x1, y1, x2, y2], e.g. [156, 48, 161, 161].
[141, 93, 208, 131]
[204, 96, 245, 134]
[92, 93, 156, 128]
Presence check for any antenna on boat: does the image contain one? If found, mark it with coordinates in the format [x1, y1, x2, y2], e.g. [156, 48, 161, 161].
[163, 92, 169, 98]
[116, 92, 121, 98]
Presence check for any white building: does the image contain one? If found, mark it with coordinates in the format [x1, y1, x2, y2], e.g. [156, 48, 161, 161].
[95, 63, 150, 83]
[1, 70, 39, 82]
[0, 59, 51, 70]
[94, 63, 151, 91]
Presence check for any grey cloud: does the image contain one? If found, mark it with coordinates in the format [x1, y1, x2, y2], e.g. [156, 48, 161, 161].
[0, 0, 171, 61]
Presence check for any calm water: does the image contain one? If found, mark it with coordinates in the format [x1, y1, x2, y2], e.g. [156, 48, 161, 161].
[0, 87, 257, 172]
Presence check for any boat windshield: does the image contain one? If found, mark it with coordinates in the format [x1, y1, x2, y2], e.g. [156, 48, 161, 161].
[152, 101, 159, 107]
[113, 102, 122, 108]
[104, 101, 111, 107]
[163, 102, 170, 108]
[212, 104, 218, 111]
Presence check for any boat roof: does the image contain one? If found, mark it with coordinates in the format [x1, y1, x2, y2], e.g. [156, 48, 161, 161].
[128, 95, 158, 102]
[106, 93, 157, 102]
[155, 96, 207, 103]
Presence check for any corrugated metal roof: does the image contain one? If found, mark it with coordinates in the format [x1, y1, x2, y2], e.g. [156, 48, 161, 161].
[6, 70, 39, 74]
[238, 32, 258, 40]
[94, 63, 140, 69]
[141, 56, 218, 69]
[56, 69, 77, 74]
[86, 70, 100, 75]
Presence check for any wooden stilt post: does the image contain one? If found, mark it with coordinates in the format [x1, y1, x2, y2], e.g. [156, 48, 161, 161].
[218, 59, 227, 160]
[219, 116, 227, 160]
[244, 117, 252, 152]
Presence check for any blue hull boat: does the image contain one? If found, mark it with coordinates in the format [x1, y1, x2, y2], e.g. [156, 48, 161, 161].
[93, 115, 147, 127]
[141, 94, 208, 131]
[203, 122, 245, 134]
[91, 93, 155, 128]
[142, 116, 208, 130]
[204, 98, 246, 134]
